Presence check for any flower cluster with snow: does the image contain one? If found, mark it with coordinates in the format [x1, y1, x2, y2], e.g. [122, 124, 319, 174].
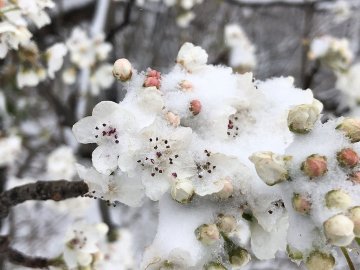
[72, 42, 360, 269]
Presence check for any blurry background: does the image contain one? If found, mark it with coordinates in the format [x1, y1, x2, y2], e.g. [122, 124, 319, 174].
[1, 0, 360, 269]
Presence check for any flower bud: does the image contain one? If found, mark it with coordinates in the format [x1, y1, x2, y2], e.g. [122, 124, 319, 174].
[287, 99, 323, 134]
[336, 118, 360, 143]
[323, 214, 355, 246]
[113, 58, 132, 82]
[305, 251, 335, 270]
[179, 80, 193, 92]
[189, 100, 202, 115]
[292, 193, 311, 215]
[216, 178, 234, 200]
[337, 148, 359, 168]
[228, 247, 251, 267]
[216, 214, 237, 234]
[249, 151, 292, 186]
[350, 171, 360, 184]
[195, 224, 220, 245]
[146, 68, 161, 79]
[348, 206, 360, 237]
[171, 179, 194, 204]
[286, 245, 303, 261]
[325, 189, 352, 210]
[301, 154, 327, 178]
[203, 262, 227, 270]
[144, 76, 161, 89]
[165, 112, 181, 127]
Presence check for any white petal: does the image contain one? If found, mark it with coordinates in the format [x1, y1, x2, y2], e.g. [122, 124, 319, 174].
[72, 116, 97, 144]
[92, 144, 119, 175]
[142, 174, 170, 201]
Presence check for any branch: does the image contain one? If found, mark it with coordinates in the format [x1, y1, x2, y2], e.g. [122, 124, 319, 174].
[0, 180, 88, 219]
[224, 0, 333, 8]
[106, 0, 135, 41]
[0, 236, 62, 268]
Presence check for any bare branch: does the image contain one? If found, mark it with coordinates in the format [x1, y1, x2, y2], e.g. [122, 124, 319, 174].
[224, 0, 332, 8]
[0, 180, 88, 219]
[0, 236, 62, 268]
[106, 0, 135, 41]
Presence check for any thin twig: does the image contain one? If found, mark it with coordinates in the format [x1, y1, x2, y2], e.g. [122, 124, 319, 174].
[0, 180, 88, 219]
[99, 200, 118, 242]
[106, 0, 135, 41]
[224, 0, 334, 8]
[0, 236, 63, 268]
[340, 246, 355, 270]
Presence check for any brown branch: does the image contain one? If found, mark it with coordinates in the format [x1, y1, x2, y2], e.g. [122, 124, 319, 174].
[0, 236, 62, 268]
[106, 0, 135, 41]
[0, 180, 88, 219]
[224, 0, 334, 8]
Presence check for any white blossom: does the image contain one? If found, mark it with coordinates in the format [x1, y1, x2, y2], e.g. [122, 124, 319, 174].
[46, 146, 76, 180]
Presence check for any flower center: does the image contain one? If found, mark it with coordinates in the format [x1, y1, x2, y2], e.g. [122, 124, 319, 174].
[94, 123, 119, 144]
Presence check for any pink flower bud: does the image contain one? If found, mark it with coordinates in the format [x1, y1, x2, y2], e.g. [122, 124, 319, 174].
[165, 112, 181, 127]
[189, 100, 201, 115]
[179, 80, 193, 92]
[292, 193, 311, 215]
[336, 118, 360, 143]
[337, 148, 359, 168]
[301, 154, 327, 178]
[146, 68, 161, 79]
[350, 171, 360, 184]
[113, 58, 132, 82]
[143, 77, 161, 89]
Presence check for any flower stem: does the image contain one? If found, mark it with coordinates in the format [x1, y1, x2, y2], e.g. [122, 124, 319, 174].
[355, 238, 360, 246]
[340, 246, 355, 270]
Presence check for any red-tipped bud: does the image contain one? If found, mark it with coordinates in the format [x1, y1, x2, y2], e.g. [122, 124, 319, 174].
[337, 148, 359, 168]
[189, 100, 201, 115]
[301, 154, 327, 178]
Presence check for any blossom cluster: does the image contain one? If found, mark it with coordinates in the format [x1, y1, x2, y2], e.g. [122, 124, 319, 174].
[71, 42, 360, 269]
[0, 0, 54, 59]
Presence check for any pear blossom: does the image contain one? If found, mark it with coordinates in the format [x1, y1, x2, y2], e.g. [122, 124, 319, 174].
[46, 43, 67, 79]
[176, 42, 208, 72]
[0, 22, 32, 59]
[63, 222, 108, 269]
[0, 135, 21, 166]
[77, 164, 145, 207]
[73, 101, 137, 175]
[16, 66, 46, 88]
[90, 64, 115, 95]
[224, 24, 256, 72]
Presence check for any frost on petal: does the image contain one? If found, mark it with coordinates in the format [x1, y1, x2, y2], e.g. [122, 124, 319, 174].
[92, 144, 119, 175]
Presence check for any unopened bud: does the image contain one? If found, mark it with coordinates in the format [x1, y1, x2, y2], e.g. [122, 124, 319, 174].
[216, 214, 237, 234]
[348, 206, 360, 237]
[195, 224, 220, 245]
[292, 193, 311, 215]
[336, 118, 360, 143]
[146, 68, 161, 79]
[350, 171, 360, 184]
[216, 178, 234, 200]
[325, 189, 352, 210]
[165, 112, 181, 127]
[189, 100, 202, 115]
[337, 148, 359, 168]
[178, 80, 193, 92]
[171, 179, 194, 204]
[287, 99, 323, 134]
[113, 58, 132, 82]
[228, 247, 251, 267]
[249, 151, 292, 186]
[301, 154, 327, 178]
[305, 251, 335, 270]
[144, 76, 161, 89]
[286, 245, 303, 261]
[324, 214, 355, 246]
[204, 262, 227, 270]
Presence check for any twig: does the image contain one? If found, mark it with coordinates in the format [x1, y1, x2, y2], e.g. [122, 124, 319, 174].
[106, 0, 135, 41]
[0, 236, 62, 268]
[0, 180, 88, 219]
[99, 200, 118, 242]
[224, 0, 334, 8]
